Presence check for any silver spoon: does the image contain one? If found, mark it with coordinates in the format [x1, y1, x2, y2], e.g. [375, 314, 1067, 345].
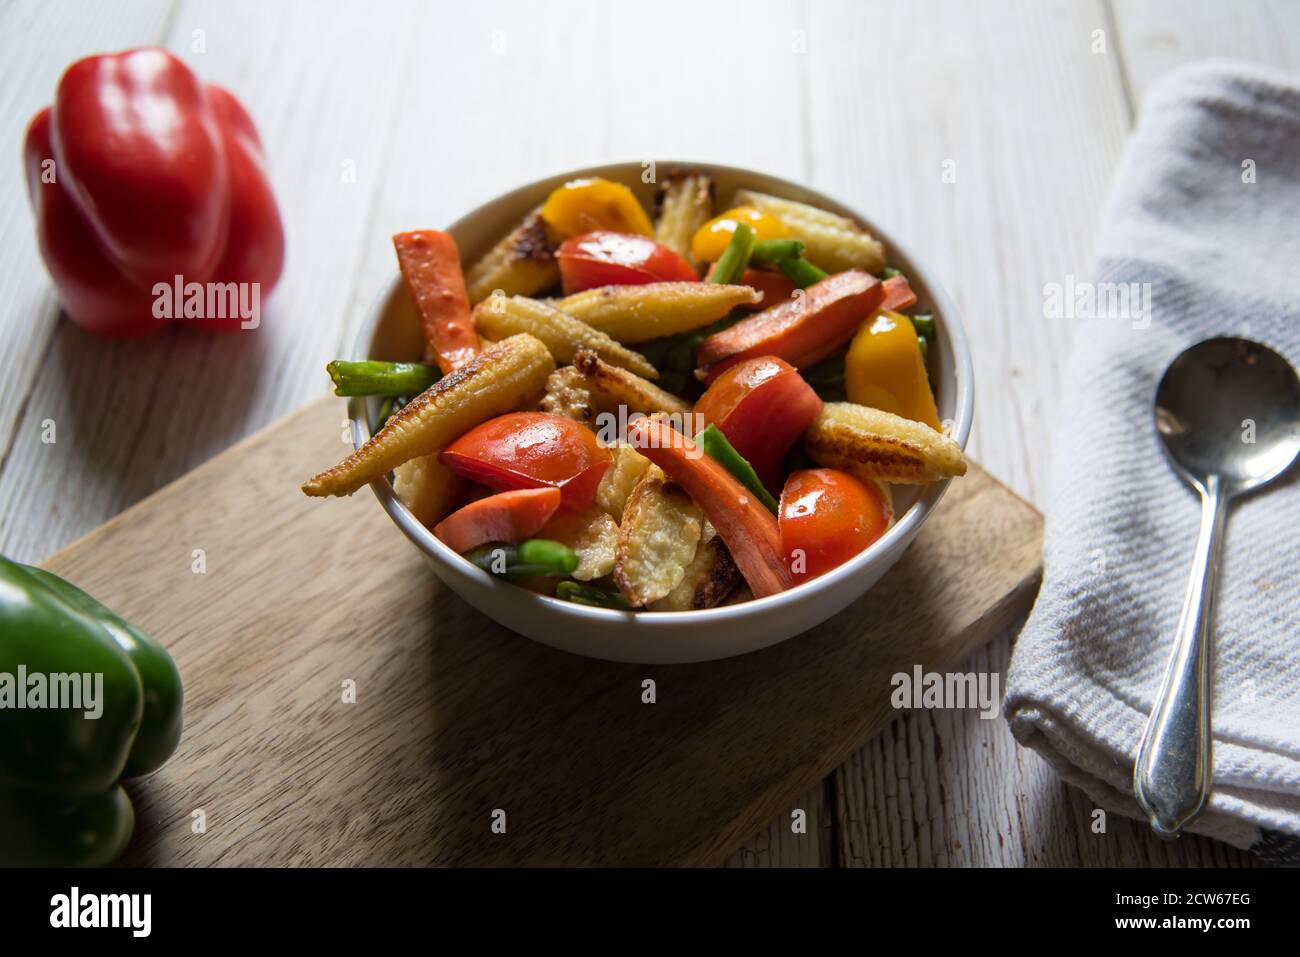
[1135, 337, 1300, 839]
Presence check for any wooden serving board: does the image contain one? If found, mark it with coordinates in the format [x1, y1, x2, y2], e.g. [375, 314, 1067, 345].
[42, 395, 1042, 867]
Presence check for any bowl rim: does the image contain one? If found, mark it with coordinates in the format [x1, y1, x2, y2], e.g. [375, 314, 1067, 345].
[351, 160, 974, 629]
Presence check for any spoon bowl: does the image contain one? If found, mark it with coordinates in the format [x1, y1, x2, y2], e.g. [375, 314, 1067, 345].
[1136, 337, 1300, 839]
[1155, 337, 1300, 493]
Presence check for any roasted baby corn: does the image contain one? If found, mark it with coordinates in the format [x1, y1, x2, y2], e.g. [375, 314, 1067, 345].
[302, 334, 554, 497]
[648, 521, 740, 611]
[539, 366, 596, 425]
[614, 466, 704, 607]
[804, 402, 966, 484]
[464, 207, 560, 305]
[393, 454, 464, 528]
[473, 293, 659, 379]
[733, 188, 885, 275]
[654, 169, 714, 269]
[557, 282, 760, 343]
[567, 349, 692, 416]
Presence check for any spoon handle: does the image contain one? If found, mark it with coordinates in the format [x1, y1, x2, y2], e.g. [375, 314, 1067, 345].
[1134, 475, 1226, 839]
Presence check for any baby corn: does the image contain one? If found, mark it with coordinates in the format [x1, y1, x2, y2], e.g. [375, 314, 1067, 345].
[733, 189, 885, 275]
[804, 402, 966, 484]
[473, 293, 659, 379]
[464, 207, 560, 305]
[302, 334, 554, 497]
[539, 366, 596, 425]
[654, 170, 714, 269]
[567, 349, 692, 417]
[557, 282, 760, 343]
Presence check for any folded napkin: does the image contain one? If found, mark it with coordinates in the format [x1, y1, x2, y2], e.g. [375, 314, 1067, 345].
[1004, 61, 1300, 862]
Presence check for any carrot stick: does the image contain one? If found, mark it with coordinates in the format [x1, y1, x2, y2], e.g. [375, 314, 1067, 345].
[879, 274, 917, 312]
[738, 268, 797, 307]
[627, 417, 791, 598]
[695, 270, 885, 383]
[433, 487, 561, 554]
[393, 230, 481, 375]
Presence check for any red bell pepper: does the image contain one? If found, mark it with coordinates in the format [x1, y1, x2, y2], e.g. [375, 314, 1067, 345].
[23, 48, 285, 337]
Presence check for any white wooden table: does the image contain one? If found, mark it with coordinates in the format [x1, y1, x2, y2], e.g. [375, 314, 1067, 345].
[3, 0, 1297, 867]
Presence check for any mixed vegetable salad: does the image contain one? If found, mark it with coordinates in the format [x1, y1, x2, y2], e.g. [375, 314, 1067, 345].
[302, 170, 967, 611]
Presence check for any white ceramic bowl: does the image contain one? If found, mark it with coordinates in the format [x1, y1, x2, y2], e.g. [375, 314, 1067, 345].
[351, 162, 973, 663]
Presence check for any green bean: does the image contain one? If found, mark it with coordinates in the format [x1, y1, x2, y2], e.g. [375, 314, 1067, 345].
[709, 223, 756, 285]
[777, 256, 827, 289]
[467, 539, 579, 579]
[327, 360, 441, 397]
[917, 335, 928, 362]
[749, 239, 806, 266]
[372, 396, 396, 433]
[695, 425, 779, 513]
[556, 581, 632, 610]
[911, 313, 936, 338]
[880, 266, 904, 280]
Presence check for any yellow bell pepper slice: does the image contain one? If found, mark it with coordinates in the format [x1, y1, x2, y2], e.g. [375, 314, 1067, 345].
[540, 178, 654, 238]
[691, 206, 792, 263]
[845, 311, 942, 431]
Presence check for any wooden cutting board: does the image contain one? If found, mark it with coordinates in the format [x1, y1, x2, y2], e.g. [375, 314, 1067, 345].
[42, 395, 1042, 866]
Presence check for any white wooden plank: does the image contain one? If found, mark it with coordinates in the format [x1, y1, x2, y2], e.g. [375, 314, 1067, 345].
[0, 0, 174, 502]
[0, 0, 419, 562]
[1112, 0, 1300, 103]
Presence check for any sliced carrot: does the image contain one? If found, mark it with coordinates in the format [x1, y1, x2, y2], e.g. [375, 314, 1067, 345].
[627, 417, 792, 598]
[432, 487, 561, 554]
[393, 230, 481, 375]
[695, 269, 885, 382]
[879, 274, 917, 312]
[738, 268, 797, 307]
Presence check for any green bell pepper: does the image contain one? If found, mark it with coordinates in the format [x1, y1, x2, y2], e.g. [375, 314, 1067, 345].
[0, 557, 183, 866]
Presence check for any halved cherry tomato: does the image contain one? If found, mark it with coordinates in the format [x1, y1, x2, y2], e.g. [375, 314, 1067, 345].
[556, 231, 698, 294]
[694, 356, 822, 493]
[439, 412, 612, 510]
[779, 469, 891, 582]
[433, 487, 561, 554]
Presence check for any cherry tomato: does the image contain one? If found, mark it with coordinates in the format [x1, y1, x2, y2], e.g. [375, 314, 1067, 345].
[779, 469, 891, 582]
[694, 356, 822, 492]
[439, 412, 612, 510]
[556, 231, 698, 294]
